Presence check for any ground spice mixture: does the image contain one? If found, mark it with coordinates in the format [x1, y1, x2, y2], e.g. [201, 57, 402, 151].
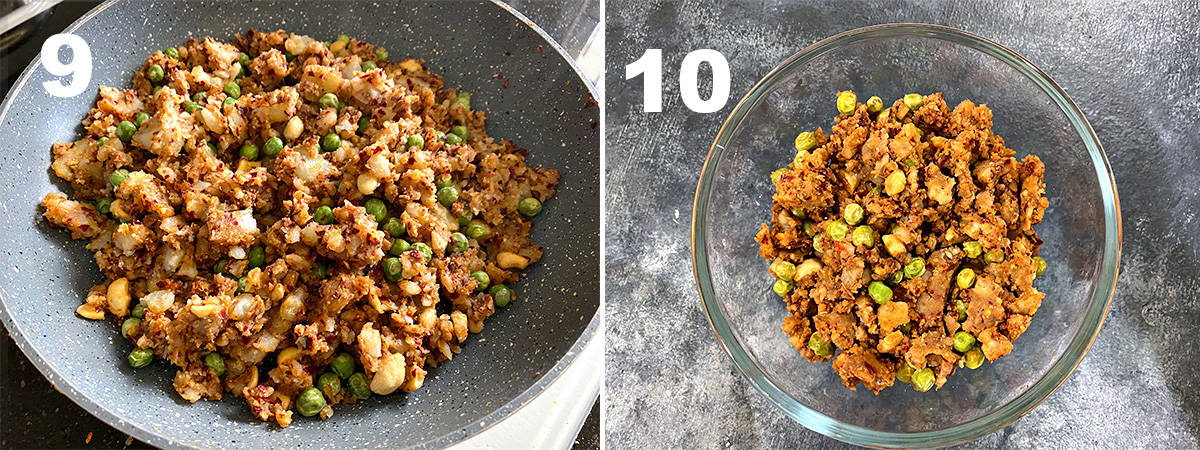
[756, 91, 1048, 393]
[41, 29, 556, 426]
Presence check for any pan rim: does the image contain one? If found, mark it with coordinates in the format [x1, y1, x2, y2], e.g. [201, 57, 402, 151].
[0, 0, 600, 448]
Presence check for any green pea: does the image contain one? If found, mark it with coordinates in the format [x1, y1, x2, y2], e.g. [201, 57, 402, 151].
[452, 92, 471, 109]
[457, 214, 472, 227]
[321, 133, 341, 152]
[237, 277, 247, 293]
[836, 91, 857, 116]
[314, 205, 335, 225]
[518, 197, 542, 217]
[284, 51, 296, 61]
[1034, 256, 1047, 277]
[152, 85, 163, 95]
[802, 221, 815, 237]
[790, 209, 806, 219]
[134, 112, 150, 128]
[361, 60, 377, 72]
[109, 169, 130, 187]
[224, 81, 241, 99]
[95, 197, 113, 215]
[490, 284, 513, 307]
[437, 186, 459, 206]
[336, 34, 349, 43]
[183, 102, 200, 113]
[382, 217, 406, 237]
[772, 279, 793, 297]
[128, 348, 154, 368]
[240, 143, 259, 160]
[204, 353, 226, 376]
[373, 46, 388, 61]
[238, 52, 250, 67]
[866, 96, 884, 114]
[811, 234, 824, 255]
[364, 198, 387, 223]
[956, 268, 976, 289]
[444, 132, 463, 145]
[131, 302, 146, 319]
[471, 271, 490, 291]
[964, 348, 984, 369]
[389, 239, 411, 256]
[911, 368, 935, 392]
[954, 299, 967, 322]
[807, 333, 832, 357]
[412, 242, 432, 263]
[382, 257, 403, 281]
[904, 258, 926, 279]
[895, 362, 914, 384]
[187, 92, 204, 103]
[97, 137, 108, 147]
[794, 131, 817, 152]
[263, 137, 284, 157]
[116, 120, 137, 142]
[147, 64, 164, 83]
[357, 116, 370, 134]
[245, 245, 265, 269]
[213, 259, 228, 275]
[963, 241, 983, 258]
[903, 93, 924, 111]
[207, 142, 218, 155]
[953, 331, 976, 353]
[318, 93, 339, 109]
[436, 177, 454, 190]
[434, 130, 446, 141]
[318, 372, 342, 398]
[121, 317, 142, 339]
[770, 260, 796, 280]
[295, 387, 326, 417]
[466, 224, 488, 239]
[164, 47, 179, 59]
[449, 232, 469, 253]
[223, 97, 237, 108]
[985, 249, 1005, 264]
[330, 352, 355, 378]
[826, 220, 849, 241]
[868, 281, 892, 304]
[450, 125, 469, 139]
[347, 373, 371, 399]
[843, 203, 864, 225]
[407, 135, 424, 149]
[851, 225, 875, 248]
[887, 270, 904, 285]
[312, 261, 329, 280]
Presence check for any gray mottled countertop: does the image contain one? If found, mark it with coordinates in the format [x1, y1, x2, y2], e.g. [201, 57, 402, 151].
[604, 0, 1199, 448]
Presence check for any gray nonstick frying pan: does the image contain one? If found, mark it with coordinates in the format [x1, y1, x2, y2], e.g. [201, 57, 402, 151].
[0, 0, 599, 448]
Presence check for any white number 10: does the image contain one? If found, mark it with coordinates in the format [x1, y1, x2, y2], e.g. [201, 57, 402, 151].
[625, 48, 730, 113]
[41, 33, 92, 98]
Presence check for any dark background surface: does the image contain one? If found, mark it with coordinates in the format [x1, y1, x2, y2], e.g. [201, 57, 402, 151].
[605, 0, 1199, 448]
[0, 1, 599, 448]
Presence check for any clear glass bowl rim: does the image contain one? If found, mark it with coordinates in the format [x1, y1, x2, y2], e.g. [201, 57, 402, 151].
[690, 23, 1122, 448]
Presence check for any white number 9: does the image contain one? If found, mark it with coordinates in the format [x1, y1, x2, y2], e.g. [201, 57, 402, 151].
[41, 33, 92, 98]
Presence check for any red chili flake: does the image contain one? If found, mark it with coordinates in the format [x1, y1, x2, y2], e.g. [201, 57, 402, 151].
[503, 80, 509, 89]
[535, 45, 542, 54]
[86, 432, 93, 444]
[504, 51, 511, 56]
[492, 73, 502, 79]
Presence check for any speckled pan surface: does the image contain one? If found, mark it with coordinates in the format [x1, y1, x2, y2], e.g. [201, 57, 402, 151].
[0, 0, 599, 448]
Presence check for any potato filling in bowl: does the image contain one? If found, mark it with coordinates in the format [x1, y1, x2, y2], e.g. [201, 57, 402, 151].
[756, 91, 1048, 393]
[41, 29, 556, 427]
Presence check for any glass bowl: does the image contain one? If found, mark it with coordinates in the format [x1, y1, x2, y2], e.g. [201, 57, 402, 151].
[691, 24, 1121, 447]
